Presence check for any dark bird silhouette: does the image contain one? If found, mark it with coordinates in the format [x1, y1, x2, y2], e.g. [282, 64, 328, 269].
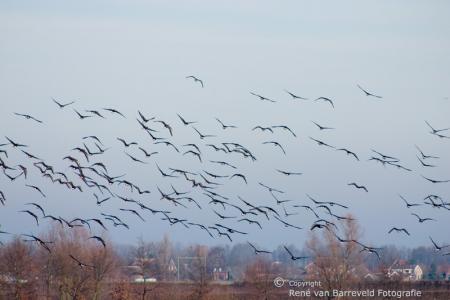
[117, 137, 137, 147]
[20, 150, 40, 160]
[89, 235, 106, 248]
[155, 141, 180, 152]
[209, 160, 237, 169]
[357, 84, 382, 98]
[124, 152, 147, 164]
[371, 149, 399, 162]
[309, 137, 334, 148]
[177, 114, 197, 126]
[22, 234, 52, 252]
[103, 108, 125, 118]
[215, 118, 236, 129]
[252, 126, 273, 133]
[186, 75, 204, 87]
[274, 215, 302, 230]
[425, 120, 449, 134]
[183, 150, 202, 162]
[388, 227, 410, 236]
[348, 182, 368, 192]
[20, 210, 39, 225]
[230, 173, 247, 184]
[73, 109, 92, 120]
[315, 97, 334, 108]
[276, 169, 302, 176]
[25, 184, 46, 198]
[399, 195, 421, 208]
[421, 175, 450, 184]
[271, 125, 297, 137]
[415, 145, 439, 160]
[411, 213, 435, 223]
[259, 182, 284, 194]
[52, 98, 75, 109]
[25, 203, 45, 216]
[5, 136, 27, 148]
[284, 246, 308, 261]
[312, 121, 334, 130]
[250, 92, 276, 103]
[248, 242, 271, 254]
[192, 127, 215, 139]
[336, 148, 359, 161]
[120, 208, 145, 222]
[262, 141, 286, 154]
[14, 112, 43, 123]
[238, 218, 262, 229]
[417, 156, 436, 168]
[213, 210, 236, 220]
[139, 147, 158, 157]
[284, 90, 308, 100]
[69, 254, 95, 268]
[138, 110, 154, 123]
[429, 236, 450, 251]
[85, 110, 105, 118]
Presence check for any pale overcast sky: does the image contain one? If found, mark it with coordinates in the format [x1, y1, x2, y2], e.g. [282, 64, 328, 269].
[0, 1, 449, 249]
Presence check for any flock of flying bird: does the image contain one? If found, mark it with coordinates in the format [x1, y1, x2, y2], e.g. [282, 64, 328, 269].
[0, 77, 449, 269]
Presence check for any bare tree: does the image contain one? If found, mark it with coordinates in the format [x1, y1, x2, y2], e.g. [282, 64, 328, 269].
[306, 215, 364, 296]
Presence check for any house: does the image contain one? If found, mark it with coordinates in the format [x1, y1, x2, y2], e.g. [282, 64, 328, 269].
[387, 259, 423, 281]
[212, 267, 229, 281]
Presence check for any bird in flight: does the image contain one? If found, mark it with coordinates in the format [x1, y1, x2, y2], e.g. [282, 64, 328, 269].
[315, 97, 334, 108]
[312, 121, 334, 130]
[425, 121, 449, 135]
[89, 235, 106, 248]
[421, 175, 450, 184]
[271, 125, 297, 137]
[250, 92, 276, 103]
[215, 118, 236, 129]
[429, 236, 450, 252]
[399, 195, 421, 208]
[262, 141, 286, 154]
[177, 114, 197, 126]
[186, 75, 204, 88]
[309, 137, 334, 148]
[284, 90, 308, 100]
[52, 98, 75, 109]
[417, 156, 436, 168]
[14, 113, 43, 123]
[415, 145, 439, 160]
[69, 254, 95, 269]
[103, 108, 125, 118]
[276, 169, 302, 176]
[357, 84, 382, 98]
[388, 227, 410, 236]
[248, 241, 272, 254]
[348, 182, 368, 192]
[336, 148, 359, 161]
[411, 213, 435, 223]
[283, 245, 308, 261]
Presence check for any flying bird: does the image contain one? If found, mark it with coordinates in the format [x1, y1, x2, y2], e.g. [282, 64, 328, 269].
[357, 84, 382, 98]
[250, 92, 276, 103]
[248, 241, 272, 254]
[52, 98, 75, 109]
[284, 246, 308, 261]
[388, 227, 410, 236]
[348, 182, 368, 192]
[186, 75, 204, 88]
[14, 113, 43, 123]
[284, 90, 308, 100]
[315, 97, 334, 108]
